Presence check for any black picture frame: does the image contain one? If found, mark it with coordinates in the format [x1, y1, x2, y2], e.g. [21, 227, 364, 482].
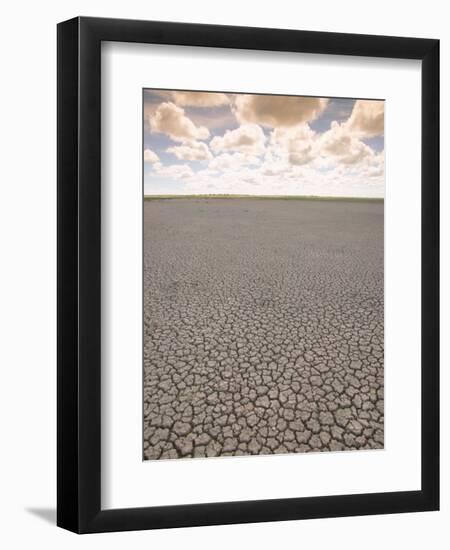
[57, 16, 439, 533]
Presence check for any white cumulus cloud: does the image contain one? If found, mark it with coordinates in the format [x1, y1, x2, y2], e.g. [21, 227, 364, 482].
[234, 94, 328, 127]
[170, 91, 230, 107]
[210, 124, 266, 155]
[167, 141, 213, 161]
[270, 124, 317, 166]
[143, 148, 159, 163]
[209, 152, 260, 172]
[318, 121, 374, 165]
[150, 102, 210, 142]
[346, 99, 384, 138]
[153, 163, 194, 180]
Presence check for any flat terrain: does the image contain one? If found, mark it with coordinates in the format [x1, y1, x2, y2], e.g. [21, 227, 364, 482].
[143, 198, 384, 459]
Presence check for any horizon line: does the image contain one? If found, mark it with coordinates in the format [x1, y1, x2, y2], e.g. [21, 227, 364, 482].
[144, 194, 384, 201]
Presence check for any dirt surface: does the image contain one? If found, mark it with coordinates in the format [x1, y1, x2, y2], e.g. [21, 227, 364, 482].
[143, 198, 384, 460]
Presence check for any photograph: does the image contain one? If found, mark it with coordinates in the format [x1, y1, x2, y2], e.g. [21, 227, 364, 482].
[0, 0, 442, 540]
[142, 89, 385, 460]
[52, 8, 440, 536]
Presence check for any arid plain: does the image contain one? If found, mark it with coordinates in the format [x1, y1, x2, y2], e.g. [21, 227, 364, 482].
[143, 198, 384, 460]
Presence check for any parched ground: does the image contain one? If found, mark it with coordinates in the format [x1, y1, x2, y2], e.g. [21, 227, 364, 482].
[143, 198, 384, 460]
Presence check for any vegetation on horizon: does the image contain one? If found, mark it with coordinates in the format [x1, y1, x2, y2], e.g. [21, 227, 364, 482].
[144, 194, 384, 202]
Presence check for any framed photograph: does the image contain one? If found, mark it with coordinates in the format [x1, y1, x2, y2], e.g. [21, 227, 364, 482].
[57, 16, 439, 533]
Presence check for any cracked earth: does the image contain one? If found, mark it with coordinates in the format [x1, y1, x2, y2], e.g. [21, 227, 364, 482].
[143, 199, 384, 460]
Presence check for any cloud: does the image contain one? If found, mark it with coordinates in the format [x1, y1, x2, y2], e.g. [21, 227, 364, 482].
[143, 148, 160, 163]
[170, 91, 230, 107]
[150, 102, 210, 142]
[364, 150, 385, 177]
[143, 102, 158, 132]
[188, 111, 237, 131]
[270, 124, 316, 166]
[210, 124, 266, 155]
[209, 152, 260, 172]
[260, 159, 290, 177]
[150, 157, 383, 198]
[145, 93, 384, 198]
[367, 165, 384, 177]
[319, 121, 374, 165]
[234, 95, 328, 127]
[153, 163, 194, 180]
[288, 149, 314, 166]
[167, 141, 212, 161]
[346, 100, 384, 137]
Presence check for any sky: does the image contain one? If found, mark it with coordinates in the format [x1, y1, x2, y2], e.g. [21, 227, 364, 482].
[143, 89, 384, 198]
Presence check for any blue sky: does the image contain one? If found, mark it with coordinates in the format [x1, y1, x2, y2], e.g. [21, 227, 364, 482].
[143, 90, 384, 197]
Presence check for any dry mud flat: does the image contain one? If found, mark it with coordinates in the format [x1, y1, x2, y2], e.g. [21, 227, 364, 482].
[143, 198, 384, 460]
